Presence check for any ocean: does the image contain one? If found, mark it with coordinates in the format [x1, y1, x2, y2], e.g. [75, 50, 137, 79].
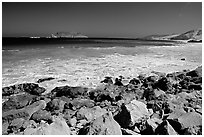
[2, 39, 202, 89]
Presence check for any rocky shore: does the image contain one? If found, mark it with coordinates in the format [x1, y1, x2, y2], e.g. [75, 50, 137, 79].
[2, 65, 202, 135]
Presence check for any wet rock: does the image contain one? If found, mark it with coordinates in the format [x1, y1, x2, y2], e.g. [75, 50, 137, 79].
[3, 100, 46, 123]
[2, 83, 46, 96]
[155, 120, 177, 135]
[76, 106, 107, 122]
[114, 100, 150, 128]
[100, 76, 113, 84]
[79, 112, 122, 135]
[2, 94, 37, 112]
[50, 85, 88, 98]
[37, 77, 55, 83]
[31, 110, 52, 123]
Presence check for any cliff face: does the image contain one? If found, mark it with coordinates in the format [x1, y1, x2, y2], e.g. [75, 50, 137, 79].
[143, 29, 202, 42]
[51, 32, 88, 38]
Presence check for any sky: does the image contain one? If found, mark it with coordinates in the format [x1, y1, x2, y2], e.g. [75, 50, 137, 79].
[2, 2, 202, 37]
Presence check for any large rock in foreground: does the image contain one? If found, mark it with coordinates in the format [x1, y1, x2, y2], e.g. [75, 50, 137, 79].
[79, 112, 122, 135]
[24, 116, 70, 135]
[114, 100, 150, 128]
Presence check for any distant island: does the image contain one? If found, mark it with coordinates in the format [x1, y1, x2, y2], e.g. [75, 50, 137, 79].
[50, 32, 88, 38]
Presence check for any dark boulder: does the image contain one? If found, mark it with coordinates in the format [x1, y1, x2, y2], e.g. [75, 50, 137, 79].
[2, 83, 46, 96]
[37, 77, 55, 83]
[129, 78, 140, 85]
[50, 85, 88, 98]
[2, 100, 46, 123]
[88, 84, 124, 102]
[155, 77, 172, 91]
[186, 66, 202, 77]
[114, 78, 123, 86]
[100, 76, 113, 84]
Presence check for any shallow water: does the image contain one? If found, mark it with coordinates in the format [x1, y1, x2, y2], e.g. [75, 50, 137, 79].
[2, 42, 202, 88]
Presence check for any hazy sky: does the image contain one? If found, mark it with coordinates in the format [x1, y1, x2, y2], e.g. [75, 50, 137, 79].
[2, 2, 202, 37]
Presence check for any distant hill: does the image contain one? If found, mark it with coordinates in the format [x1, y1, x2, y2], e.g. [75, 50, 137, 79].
[170, 29, 202, 41]
[51, 32, 88, 38]
[142, 29, 202, 42]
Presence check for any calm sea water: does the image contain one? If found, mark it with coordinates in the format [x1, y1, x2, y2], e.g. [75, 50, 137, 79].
[2, 40, 176, 66]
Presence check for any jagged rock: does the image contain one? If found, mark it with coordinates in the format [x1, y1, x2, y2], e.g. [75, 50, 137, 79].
[50, 85, 88, 98]
[79, 112, 122, 135]
[155, 120, 177, 135]
[76, 106, 107, 121]
[31, 110, 52, 123]
[3, 100, 46, 123]
[2, 83, 46, 96]
[37, 77, 55, 83]
[114, 100, 150, 128]
[100, 76, 113, 84]
[23, 116, 70, 135]
[2, 94, 37, 112]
